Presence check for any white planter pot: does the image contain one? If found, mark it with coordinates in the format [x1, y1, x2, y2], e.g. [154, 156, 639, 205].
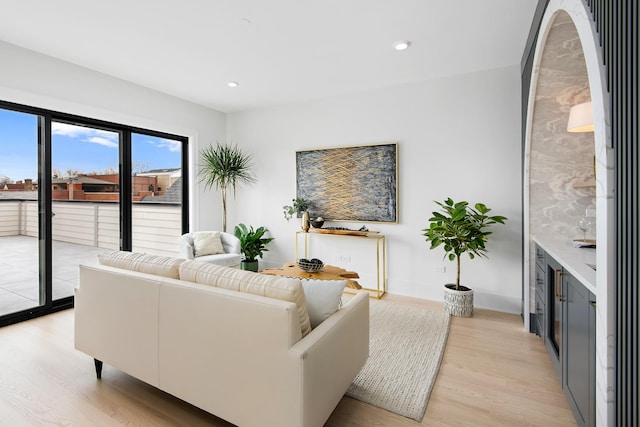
[443, 284, 474, 317]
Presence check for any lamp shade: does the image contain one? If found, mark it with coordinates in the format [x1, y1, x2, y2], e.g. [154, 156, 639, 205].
[567, 101, 594, 132]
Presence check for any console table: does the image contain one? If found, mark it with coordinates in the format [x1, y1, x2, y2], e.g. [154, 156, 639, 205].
[295, 231, 386, 298]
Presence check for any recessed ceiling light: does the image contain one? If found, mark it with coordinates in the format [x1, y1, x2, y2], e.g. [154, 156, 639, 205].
[227, 81, 239, 88]
[393, 40, 411, 51]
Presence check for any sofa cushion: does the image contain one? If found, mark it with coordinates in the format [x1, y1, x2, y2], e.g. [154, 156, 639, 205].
[192, 253, 242, 268]
[192, 231, 225, 257]
[300, 279, 347, 328]
[98, 251, 184, 279]
[179, 261, 312, 337]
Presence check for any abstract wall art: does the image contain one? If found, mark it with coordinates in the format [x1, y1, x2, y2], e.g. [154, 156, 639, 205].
[296, 142, 398, 223]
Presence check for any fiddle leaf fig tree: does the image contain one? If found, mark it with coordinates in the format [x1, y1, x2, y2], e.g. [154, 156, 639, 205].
[422, 198, 507, 290]
[199, 143, 256, 232]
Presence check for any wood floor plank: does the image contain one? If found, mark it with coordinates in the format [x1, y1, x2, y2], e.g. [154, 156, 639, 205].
[0, 294, 576, 426]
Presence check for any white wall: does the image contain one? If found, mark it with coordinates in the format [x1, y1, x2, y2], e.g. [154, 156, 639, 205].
[227, 66, 524, 313]
[0, 40, 524, 312]
[0, 40, 226, 231]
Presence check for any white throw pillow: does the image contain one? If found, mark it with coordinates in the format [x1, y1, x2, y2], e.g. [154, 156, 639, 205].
[192, 231, 225, 257]
[301, 279, 347, 328]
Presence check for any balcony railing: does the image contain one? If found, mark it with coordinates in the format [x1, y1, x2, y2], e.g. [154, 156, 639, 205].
[0, 200, 182, 257]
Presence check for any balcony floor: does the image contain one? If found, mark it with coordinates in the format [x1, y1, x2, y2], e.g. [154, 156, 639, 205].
[0, 235, 106, 317]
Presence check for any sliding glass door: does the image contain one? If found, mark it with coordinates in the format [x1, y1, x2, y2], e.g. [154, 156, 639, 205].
[0, 108, 40, 316]
[51, 121, 121, 300]
[0, 101, 188, 327]
[131, 132, 184, 256]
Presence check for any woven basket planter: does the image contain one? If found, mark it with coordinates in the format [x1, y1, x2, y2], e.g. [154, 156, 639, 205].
[443, 284, 474, 317]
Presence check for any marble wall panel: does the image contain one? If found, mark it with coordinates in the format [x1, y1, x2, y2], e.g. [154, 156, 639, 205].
[530, 11, 595, 241]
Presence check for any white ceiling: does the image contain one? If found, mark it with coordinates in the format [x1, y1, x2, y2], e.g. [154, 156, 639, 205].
[0, 0, 538, 113]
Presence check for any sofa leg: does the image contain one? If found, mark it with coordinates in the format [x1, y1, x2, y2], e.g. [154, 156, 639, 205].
[94, 359, 103, 379]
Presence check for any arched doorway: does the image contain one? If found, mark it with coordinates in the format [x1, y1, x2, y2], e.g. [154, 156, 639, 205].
[523, 1, 613, 425]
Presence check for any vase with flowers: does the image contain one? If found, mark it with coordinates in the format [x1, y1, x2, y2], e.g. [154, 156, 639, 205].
[283, 197, 310, 231]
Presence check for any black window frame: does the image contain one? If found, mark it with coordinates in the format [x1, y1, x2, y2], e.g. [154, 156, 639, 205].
[0, 99, 189, 327]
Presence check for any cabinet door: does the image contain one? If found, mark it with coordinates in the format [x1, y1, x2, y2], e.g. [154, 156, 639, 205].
[535, 244, 546, 270]
[535, 263, 546, 307]
[563, 273, 595, 427]
[535, 293, 545, 338]
[545, 256, 563, 381]
[534, 251, 546, 337]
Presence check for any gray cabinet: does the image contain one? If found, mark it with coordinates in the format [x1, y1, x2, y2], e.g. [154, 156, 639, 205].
[534, 245, 546, 338]
[545, 255, 563, 381]
[534, 244, 595, 427]
[563, 272, 596, 427]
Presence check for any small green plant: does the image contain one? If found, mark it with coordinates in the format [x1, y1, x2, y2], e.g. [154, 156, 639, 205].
[422, 198, 507, 290]
[282, 197, 309, 221]
[233, 223, 274, 262]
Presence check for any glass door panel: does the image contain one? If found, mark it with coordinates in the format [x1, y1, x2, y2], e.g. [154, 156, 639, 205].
[0, 108, 40, 316]
[131, 133, 182, 257]
[0, 103, 189, 327]
[51, 121, 120, 300]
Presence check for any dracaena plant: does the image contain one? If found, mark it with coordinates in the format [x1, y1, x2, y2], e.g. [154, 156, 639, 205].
[199, 143, 256, 232]
[422, 198, 507, 290]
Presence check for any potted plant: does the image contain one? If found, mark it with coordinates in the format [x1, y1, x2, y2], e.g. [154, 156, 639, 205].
[233, 223, 274, 272]
[282, 197, 310, 231]
[422, 198, 507, 317]
[199, 143, 256, 232]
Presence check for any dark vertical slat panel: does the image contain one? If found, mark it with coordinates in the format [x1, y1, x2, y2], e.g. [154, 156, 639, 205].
[623, 3, 629, 423]
[581, 0, 639, 425]
[607, 0, 613, 90]
[627, 1, 640, 425]
[633, 0, 637, 418]
[614, 0, 623, 421]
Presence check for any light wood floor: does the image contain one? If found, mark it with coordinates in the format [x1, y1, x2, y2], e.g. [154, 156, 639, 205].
[0, 294, 577, 426]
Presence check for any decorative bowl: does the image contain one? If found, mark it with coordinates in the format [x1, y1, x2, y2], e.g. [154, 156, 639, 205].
[311, 219, 324, 228]
[297, 258, 324, 272]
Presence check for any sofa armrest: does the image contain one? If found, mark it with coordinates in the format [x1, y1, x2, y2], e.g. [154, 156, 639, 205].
[220, 232, 241, 254]
[74, 264, 162, 386]
[178, 234, 195, 260]
[289, 291, 369, 427]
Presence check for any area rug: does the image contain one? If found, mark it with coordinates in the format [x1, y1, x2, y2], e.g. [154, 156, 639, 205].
[345, 297, 450, 421]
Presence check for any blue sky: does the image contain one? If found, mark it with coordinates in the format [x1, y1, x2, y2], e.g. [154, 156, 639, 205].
[0, 108, 181, 182]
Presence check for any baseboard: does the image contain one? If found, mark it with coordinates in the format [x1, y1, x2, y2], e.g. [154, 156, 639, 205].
[473, 291, 521, 314]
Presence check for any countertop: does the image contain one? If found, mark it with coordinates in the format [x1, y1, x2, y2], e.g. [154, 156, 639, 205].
[532, 234, 597, 295]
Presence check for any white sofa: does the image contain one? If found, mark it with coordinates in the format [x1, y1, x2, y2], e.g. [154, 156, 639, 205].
[74, 251, 369, 427]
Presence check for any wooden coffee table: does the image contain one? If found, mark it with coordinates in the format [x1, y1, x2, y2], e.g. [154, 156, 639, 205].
[261, 263, 362, 289]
